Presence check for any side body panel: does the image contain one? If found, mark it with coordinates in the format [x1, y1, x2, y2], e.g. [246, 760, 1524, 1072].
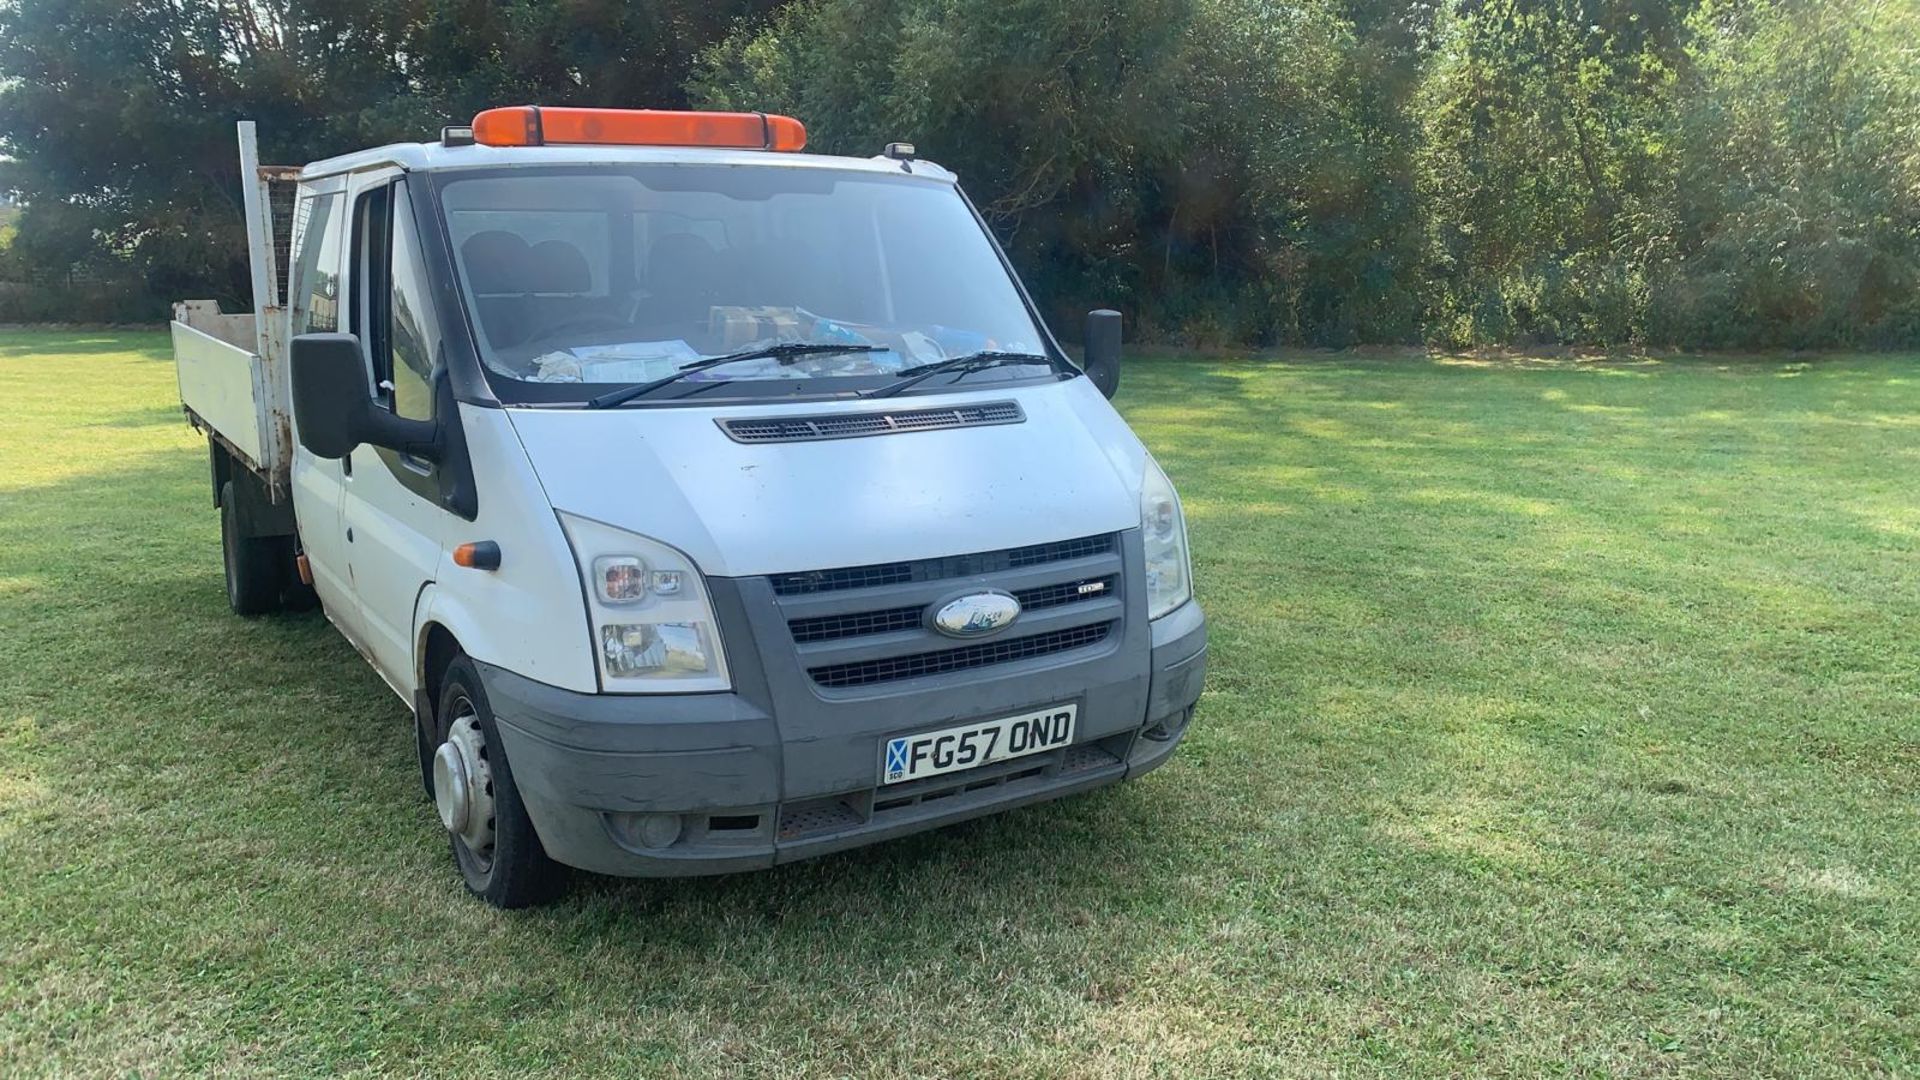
[342, 441, 446, 689]
[415, 403, 600, 695]
[336, 167, 446, 693]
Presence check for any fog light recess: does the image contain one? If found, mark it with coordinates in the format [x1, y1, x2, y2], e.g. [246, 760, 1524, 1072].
[611, 811, 684, 850]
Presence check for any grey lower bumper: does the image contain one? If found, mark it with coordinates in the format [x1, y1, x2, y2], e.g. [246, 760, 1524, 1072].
[482, 600, 1206, 877]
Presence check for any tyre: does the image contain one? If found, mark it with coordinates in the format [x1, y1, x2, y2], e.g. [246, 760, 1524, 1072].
[414, 704, 437, 802]
[431, 654, 566, 908]
[220, 480, 285, 616]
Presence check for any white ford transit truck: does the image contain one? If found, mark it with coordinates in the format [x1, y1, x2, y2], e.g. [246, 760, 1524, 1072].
[172, 108, 1206, 907]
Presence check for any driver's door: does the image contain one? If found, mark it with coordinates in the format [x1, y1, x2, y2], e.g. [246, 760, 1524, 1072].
[338, 172, 451, 691]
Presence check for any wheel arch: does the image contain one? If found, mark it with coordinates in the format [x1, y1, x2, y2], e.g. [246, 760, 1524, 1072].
[413, 578, 599, 702]
[419, 619, 463, 717]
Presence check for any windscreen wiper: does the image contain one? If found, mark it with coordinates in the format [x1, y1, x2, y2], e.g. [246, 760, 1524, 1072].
[586, 342, 882, 409]
[860, 350, 1062, 399]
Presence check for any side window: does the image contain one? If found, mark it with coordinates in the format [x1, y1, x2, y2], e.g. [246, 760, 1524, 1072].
[349, 179, 437, 424]
[388, 183, 439, 423]
[349, 183, 394, 401]
[289, 192, 343, 334]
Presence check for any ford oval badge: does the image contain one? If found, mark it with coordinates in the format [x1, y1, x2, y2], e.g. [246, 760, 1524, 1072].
[931, 591, 1021, 639]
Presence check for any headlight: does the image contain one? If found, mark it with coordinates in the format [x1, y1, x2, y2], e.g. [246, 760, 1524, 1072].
[558, 512, 730, 693]
[1141, 456, 1193, 620]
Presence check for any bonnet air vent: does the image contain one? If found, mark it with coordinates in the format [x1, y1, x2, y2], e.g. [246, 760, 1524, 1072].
[718, 400, 1024, 444]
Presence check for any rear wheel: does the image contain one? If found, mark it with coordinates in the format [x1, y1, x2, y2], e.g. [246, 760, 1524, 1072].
[220, 480, 285, 616]
[431, 655, 566, 908]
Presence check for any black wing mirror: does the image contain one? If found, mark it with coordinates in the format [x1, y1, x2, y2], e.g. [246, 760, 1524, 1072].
[290, 333, 438, 461]
[1083, 309, 1121, 399]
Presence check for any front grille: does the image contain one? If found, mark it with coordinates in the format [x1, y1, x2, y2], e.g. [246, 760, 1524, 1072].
[771, 533, 1115, 597]
[1015, 575, 1116, 611]
[777, 796, 863, 840]
[785, 575, 1117, 644]
[720, 400, 1023, 444]
[773, 562, 915, 596]
[807, 622, 1114, 689]
[789, 605, 924, 644]
[768, 532, 1124, 690]
[1008, 534, 1111, 567]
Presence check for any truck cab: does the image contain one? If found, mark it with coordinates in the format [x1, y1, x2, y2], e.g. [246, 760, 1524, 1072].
[177, 108, 1206, 907]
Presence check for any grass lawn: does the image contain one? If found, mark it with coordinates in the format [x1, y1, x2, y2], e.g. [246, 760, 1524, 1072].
[0, 330, 1914, 1077]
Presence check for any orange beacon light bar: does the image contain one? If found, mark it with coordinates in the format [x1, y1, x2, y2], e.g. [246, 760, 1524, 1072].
[470, 106, 807, 152]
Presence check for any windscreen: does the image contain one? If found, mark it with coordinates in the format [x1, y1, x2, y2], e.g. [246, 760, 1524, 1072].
[437, 165, 1051, 402]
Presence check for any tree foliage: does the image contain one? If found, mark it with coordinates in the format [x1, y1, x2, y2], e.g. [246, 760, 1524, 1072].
[1654, 0, 1920, 347]
[1, 0, 1915, 347]
[694, 0, 1919, 347]
[0, 0, 780, 317]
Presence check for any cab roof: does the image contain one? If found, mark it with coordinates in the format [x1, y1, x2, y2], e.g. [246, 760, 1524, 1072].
[297, 141, 955, 184]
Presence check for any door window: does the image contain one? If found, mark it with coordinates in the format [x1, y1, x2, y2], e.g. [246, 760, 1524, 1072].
[350, 184, 394, 404]
[349, 179, 438, 423]
[388, 183, 440, 424]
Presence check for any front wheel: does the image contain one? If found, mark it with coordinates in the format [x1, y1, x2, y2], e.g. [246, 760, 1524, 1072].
[430, 655, 566, 908]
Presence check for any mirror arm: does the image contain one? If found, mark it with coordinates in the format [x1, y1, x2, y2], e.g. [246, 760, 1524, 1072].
[362, 410, 442, 463]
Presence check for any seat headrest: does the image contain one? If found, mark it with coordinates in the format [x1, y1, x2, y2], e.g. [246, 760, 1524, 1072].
[525, 239, 593, 295]
[461, 231, 532, 294]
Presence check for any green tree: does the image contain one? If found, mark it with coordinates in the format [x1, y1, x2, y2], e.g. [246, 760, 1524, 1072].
[1413, 0, 1692, 345]
[1654, 0, 1920, 347]
[694, 0, 1437, 346]
[0, 0, 780, 317]
[1205, 0, 1432, 344]
[694, 0, 1197, 338]
[3, 0, 1915, 346]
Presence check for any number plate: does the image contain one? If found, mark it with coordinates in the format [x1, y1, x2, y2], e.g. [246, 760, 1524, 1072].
[881, 704, 1078, 785]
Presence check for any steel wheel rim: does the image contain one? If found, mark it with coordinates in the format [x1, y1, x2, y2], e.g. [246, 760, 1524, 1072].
[435, 694, 497, 873]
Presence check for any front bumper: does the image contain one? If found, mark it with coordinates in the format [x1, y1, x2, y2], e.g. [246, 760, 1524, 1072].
[483, 600, 1206, 877]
